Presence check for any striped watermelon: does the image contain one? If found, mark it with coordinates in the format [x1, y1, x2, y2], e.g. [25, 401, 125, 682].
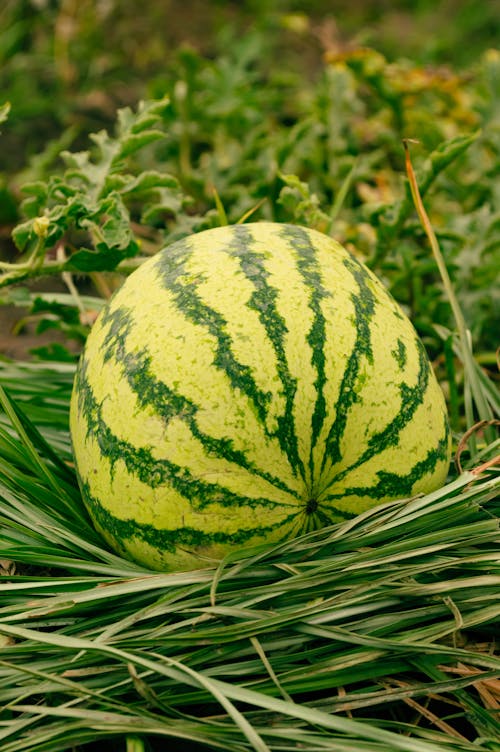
[70, 222, 451, 571]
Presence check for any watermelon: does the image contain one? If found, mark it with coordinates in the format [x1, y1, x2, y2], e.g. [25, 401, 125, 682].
[70, 222, 451, 571]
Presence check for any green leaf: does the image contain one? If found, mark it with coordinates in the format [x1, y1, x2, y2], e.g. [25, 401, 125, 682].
[373, 133, 481, 264]
[11, 218, 34, 252]
[90, 194, 136, 250]
[417, 132, 481, 194]
[30, 342, 79, 362]
[119, 170, 179, 195]
[116, 129, 165, 159]
[64, 246, 132, 272]
[0, 101, 10, 124]
[31, 297, 81, 324]
[277, 172, 330, 230]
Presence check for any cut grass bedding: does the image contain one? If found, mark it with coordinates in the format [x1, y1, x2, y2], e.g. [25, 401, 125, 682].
[0, 361, 498, 752]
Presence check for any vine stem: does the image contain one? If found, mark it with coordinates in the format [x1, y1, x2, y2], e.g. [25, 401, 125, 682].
[0, 256, 148, 291]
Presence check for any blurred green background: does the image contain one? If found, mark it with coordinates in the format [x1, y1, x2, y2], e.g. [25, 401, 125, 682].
[1, 0, 497, 169]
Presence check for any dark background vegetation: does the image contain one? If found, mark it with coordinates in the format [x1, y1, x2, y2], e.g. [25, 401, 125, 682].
[1, 0, 497, 169]
[0, 0, 498, 374]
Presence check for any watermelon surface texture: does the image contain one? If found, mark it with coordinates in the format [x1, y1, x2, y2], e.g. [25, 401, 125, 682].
[70, 222, 451, 571]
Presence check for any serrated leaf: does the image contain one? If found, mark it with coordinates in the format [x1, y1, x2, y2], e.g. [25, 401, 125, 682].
[116, 97, 169, 136]
[373, 133, 481, 263]
[18, 182, 50, 218]
[11, 219, 35, 252]
[130, 114, 165, 133]
[63, 143, 111, 191]
[116, 130, 165, 160]
[61, 149, 93, 170]
[47, 177, 79, 200]
[418, 132, 480, 194]
[103, 174, 129, 192]
[89, 129, 119, 161]
[119, 170, 179, 195]
[98, 198, 134, 249]
[141, 191, 185, 224]
[64, 246, 131, 272]
[19, 181, 49, 199]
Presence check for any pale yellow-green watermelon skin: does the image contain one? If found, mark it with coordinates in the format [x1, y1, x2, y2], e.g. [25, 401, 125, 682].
[70, 222, 450, 571]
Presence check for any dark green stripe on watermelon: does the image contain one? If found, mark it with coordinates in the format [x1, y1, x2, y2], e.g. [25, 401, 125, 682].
[100, 302, 134, 364]
[323, 416, 450, 502]
[282, 224, 331, 490]
[75, 358, 296, 512]
[80, 480, 305, 554]
[226, 224, 305, 481]
[329, 336, 433, 489]
[153, 234, 274, 432]
[101, 304, 301, 498]
[320, 254, 377, 473]
[392, 338, 408, 370]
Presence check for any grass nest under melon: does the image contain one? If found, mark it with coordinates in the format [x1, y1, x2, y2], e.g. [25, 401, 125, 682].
[0, 360, 498, 752]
